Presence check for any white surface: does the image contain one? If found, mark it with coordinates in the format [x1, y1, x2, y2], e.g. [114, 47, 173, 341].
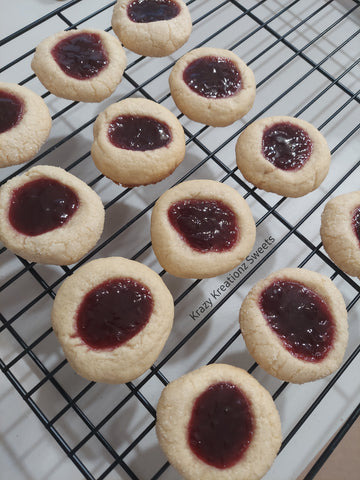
[1, 1, 360, 479]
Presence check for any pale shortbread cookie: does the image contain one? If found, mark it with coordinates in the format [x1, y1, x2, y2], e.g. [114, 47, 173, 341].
[0, 165, 104, 265]
[320, 191, 360, 277]
[51, 257, 174, 384]
[91, 97, 186, 187]
[169, 47, 256, 127]
[151, 180, 256, 278]
[156, 363, 282, 480]
[0, 82, 51, 167]
[111, 0, 192, 57]
[31, 29, 127, 102]
[239, 268, 348, 384]
[235, 116, 331, 198]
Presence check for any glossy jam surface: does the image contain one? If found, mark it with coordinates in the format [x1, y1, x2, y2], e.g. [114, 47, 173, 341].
[9, 178, 79, 236]
[168, 199, 238, 253]
[76, 278, 154, 350]
[260, 279, 335, 362]
[127, 0, 180, 23]
[183, 56, 242, 99]
[262, 122, 313, 170]
[188, 382, 254, 469]
[0, 90, 24, 134]
[108, 115, 172, 151]
[351, 206, 360, 245]
[51, 32, 108, 80]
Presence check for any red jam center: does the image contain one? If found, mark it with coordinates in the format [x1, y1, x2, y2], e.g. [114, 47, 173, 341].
[76, 278, 153, 350]
[351, 206, 360, 245]
[0, 90, 24, 134]
[260, 279, 335, 362]
[183, 56, 242, 99]
[167, 199, 238, 253]
[9, 178, 79, 236]
[262, 122, 313, 170]
[108, 115, 172, 151]
[51, 32, 108, 80]
[127, 0, 180, 23]
[188, 382, 254, 469]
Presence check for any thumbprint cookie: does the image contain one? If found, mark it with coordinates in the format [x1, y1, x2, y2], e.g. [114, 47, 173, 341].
[51, 257, 174, 383]
[239, 268, 348, 383]
[169, 47, 256, 127]
[0, 165, 104, 265]
[91, 97, 186, 187]
[150, 179, 256, 278]
[321, 191, 360, 277]
[156, 363, 282, 480]
[0, 82, 51, 168]
[235, 116, 331, 197]
[111, 0, 192, 57]
[31, 29, 127, 102]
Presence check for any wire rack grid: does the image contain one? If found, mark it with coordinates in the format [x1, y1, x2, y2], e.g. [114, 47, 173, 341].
[0, 0, 360, 479]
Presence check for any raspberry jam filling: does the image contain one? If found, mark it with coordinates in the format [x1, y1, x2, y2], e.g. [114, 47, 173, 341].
[0, 90, 24, 134]
[51, 32, 108, 80]
[167, 199, 238, 253]
[262, 122, 313, 170]
[183, 56, 242, 99]
[351, 206, 360, 245]
[260, 279, 335, 362]
[76, 278, 153, 350]
[9, 178, 79, 236]
[108, 114, 172, 151]
[188, 382, 254, 469]
[127, 0, 180, 23]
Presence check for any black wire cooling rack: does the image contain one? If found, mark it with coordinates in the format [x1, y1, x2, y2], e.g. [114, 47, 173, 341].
[1, 1, 360, 479]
